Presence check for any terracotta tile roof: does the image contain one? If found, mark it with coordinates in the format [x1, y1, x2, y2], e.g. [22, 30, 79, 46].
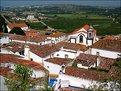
[2, 42, 59, 58]
[30, 44, 59, 57]
[104, 37, 113, 40]
[83, 24, 90, 30]
[9, 34, 26, 41]
[65, 66, 107, 81]
[60, 87, 83, 91]
[92, 39, 121, 52]
[7, 23, 28, 29]
[45, 57, 71, 65]
[0, 32, 9, 37]
[9, 34, 47, 43]
[0, 53, 48, 72]
[76, 53, 97, 66]
[50, 32, 66, 38]
[0, 67, 13, 77]
[97, 57, 115, 70]
[55, 42, 88, 51]
[76, 54, 115, 70]
[108, 66, 121, 80]
[2, 42, 25, 53]
[70, 24, 96, 35]
[25, 31, 38, 37]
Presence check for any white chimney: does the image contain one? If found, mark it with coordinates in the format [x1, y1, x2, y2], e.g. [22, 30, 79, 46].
[96, 52, 100, 67]
[24, 45, 30, 59]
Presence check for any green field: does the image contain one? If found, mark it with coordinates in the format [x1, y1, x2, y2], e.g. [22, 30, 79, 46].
[28, 22, 46, 30]
[44, 14, 121, 35]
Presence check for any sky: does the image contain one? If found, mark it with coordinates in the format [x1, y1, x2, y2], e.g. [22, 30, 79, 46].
[1, 0, 121, 7]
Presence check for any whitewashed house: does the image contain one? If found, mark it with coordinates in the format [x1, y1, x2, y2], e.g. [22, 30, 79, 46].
[7, 23, 29, 32]
[75, 53, 115, 70]
[1, 42, 25, 56]
[26, 15, 38, 22]
[9, 34, 52, 45]
[0, 53, 48, 85]
[44, 57, 72, 76]
[90, 39, 121, 59]
[24, 44, 59, 64]
[53, 42, 88, 59]
[68, 24, 98, 46]
[56, 66, 107, 89]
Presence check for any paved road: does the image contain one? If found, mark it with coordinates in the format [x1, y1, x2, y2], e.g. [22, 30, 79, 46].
[1, 14, 11, 24]
[40, 21, 55, 31]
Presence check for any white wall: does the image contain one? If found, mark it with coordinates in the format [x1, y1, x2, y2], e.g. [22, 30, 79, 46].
[32, 70, 45, 78]
[91, 48, 121, 59]
[7, 26, 11, 32]
[0, 36, 9, 44]
[21, 27, 28, 31]
[58, 74, 97, 88]
[54, 48, 83, 59]
[0, 48, 10, 54]
[0, 76, 8, 91]
[44, 61, 61, 75]
[54, 50, 77, 59]
[12, 40, 26, 43]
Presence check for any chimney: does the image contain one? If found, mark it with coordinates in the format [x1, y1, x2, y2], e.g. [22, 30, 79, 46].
[24, 45, 30, 60]
[96, 52, 100, 67]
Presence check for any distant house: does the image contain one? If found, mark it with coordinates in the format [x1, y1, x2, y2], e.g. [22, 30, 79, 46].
[9, 34, 51, 45]
[7, 23, 29, 32]
[68, 24, 98, 46]
[47, 32, 67, 44]
[26, 15, 39, 22]
[91, 39, 121, 59]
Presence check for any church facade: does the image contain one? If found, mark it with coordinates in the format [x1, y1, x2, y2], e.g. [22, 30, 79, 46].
[68, 24, 98, 46]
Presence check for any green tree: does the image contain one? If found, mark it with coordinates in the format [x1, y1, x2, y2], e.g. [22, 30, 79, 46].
[5, 64, 34, 91]
[9, 27, 25, 35]
[0, 16, 8, 33]
[40, 82, 54, 91]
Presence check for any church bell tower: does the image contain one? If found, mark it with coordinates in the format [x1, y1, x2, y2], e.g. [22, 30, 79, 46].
[86, 25, 94, 46]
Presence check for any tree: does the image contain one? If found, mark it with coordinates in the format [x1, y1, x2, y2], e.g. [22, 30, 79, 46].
[40, 82, 54, 91]
[9, 27, 25, 35]
[5, 64, 34, 91]
[0, 16, 8, 33]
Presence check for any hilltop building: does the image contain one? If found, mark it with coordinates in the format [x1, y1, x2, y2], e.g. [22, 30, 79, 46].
[68, 24, 98, 46]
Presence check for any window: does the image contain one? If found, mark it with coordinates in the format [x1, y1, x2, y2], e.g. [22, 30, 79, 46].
[65, 54, 68, 59]
[89, 32, 92, 38]
[79, 35, 83, 43]
[96, 52, 100, 56]
[51, 53, 54, 58]
[61, 65, 65, 71]
[47, 66, 49, 68]
[30, 58, 33, 61]
[57, 54, 59, 56]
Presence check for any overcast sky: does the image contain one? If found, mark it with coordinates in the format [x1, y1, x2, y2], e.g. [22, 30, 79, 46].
[1, 0, 121, 7]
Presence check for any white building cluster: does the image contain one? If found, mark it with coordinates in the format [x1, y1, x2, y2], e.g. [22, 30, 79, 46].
[0, 24, 121, 91]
